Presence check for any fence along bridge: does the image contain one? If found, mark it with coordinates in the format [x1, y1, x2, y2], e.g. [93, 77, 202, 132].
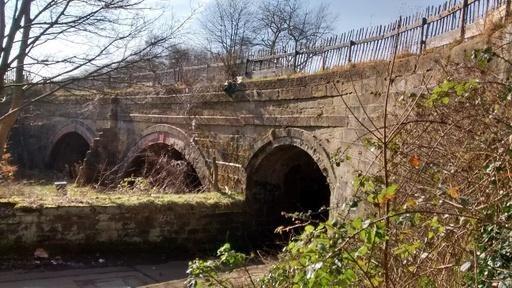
[11, 0, 512, 235]
[103, 0, 512, 86]
[247, 0, 508, 73]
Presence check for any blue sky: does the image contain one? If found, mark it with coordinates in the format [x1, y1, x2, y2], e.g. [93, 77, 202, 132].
[164, 0, 450, 36]
[329, 0, 448, 33]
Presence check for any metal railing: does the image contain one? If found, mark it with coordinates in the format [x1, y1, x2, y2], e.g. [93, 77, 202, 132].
[103, 0, 510, 86]
[246, 0, 509, 75]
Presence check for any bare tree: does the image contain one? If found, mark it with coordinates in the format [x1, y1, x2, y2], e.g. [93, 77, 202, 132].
[256, 0, 333, 71]
[286, 1, 332, 70]
[201, 0, 254, 79]
[0, 0, 190, 157]
[167, 46, 212, 71]
[255, 0, 288, 54]
[166, 45, 210, 85]
[168, 46, 193, 68]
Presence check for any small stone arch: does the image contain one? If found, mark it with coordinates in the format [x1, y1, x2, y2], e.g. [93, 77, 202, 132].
[47, 120, 96, 165]
[121, 124, 211, 190]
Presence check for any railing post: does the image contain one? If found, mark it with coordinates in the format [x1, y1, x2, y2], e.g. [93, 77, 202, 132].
[506, 0, 511, 22]
[244, 58, 250, 77]
[321, 48, 326, 71]
[460, 0, 469, 40]
[293, 50, 299, 72]
[419, 17, 428, 54]
[348, 40, 356, 63]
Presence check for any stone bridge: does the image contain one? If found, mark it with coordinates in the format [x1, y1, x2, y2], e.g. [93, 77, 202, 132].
[10, 27, 501, 233]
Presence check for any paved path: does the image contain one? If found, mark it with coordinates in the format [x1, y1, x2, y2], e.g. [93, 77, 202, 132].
[0, 261, 189, 288]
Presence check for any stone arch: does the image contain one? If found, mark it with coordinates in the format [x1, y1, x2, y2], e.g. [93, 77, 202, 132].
[121, 124, 211, 189]
[245, 128, 337, 237]
[45, 119, 96, 168]
[245, 128, 336, 193]
[48, 120, 96, 153]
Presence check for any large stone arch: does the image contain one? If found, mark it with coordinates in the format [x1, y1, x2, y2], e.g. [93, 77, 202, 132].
[244, 128, 338, 239]
[245, 128, 337, 194]
[120, 124, 211, 189]
[46, 120, 96, 165]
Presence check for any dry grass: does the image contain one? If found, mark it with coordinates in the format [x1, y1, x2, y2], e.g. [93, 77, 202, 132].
[0, 182, 242, 208]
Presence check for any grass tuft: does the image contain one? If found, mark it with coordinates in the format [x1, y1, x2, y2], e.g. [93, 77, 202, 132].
[0, 183, 243, 208]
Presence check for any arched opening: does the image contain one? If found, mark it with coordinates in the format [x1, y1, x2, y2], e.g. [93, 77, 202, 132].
[49, 132, 90, 179]
[125, 143, 202, 192]
[246, 145, 331, 240]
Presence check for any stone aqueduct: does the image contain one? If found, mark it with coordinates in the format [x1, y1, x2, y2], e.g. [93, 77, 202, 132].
[10, 21, 505, 226]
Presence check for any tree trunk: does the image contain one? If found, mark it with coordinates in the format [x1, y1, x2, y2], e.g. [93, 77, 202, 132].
[0, 98, 21, 156]
[0, 0, 31, 158]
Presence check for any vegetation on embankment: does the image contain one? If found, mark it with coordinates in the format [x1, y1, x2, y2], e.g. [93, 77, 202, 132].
[0, 182, 242, 208]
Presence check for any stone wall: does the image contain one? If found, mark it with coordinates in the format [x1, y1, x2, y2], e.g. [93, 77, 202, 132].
[0, 200, 248, 253]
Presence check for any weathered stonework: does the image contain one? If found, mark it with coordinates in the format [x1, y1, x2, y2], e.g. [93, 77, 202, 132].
[0, 201, 247, 253]
[10, 21, 511, 221]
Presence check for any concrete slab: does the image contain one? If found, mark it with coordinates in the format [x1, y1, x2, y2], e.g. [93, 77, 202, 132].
[133, 262, 188, 283]
[0, 262, 189, 288]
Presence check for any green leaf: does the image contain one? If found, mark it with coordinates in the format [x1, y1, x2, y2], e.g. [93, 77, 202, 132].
[352, 218, 363, 230]
[377, 184, 399, 204]
[304, 225, 315, 233]
[355, 245, 369, 257]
